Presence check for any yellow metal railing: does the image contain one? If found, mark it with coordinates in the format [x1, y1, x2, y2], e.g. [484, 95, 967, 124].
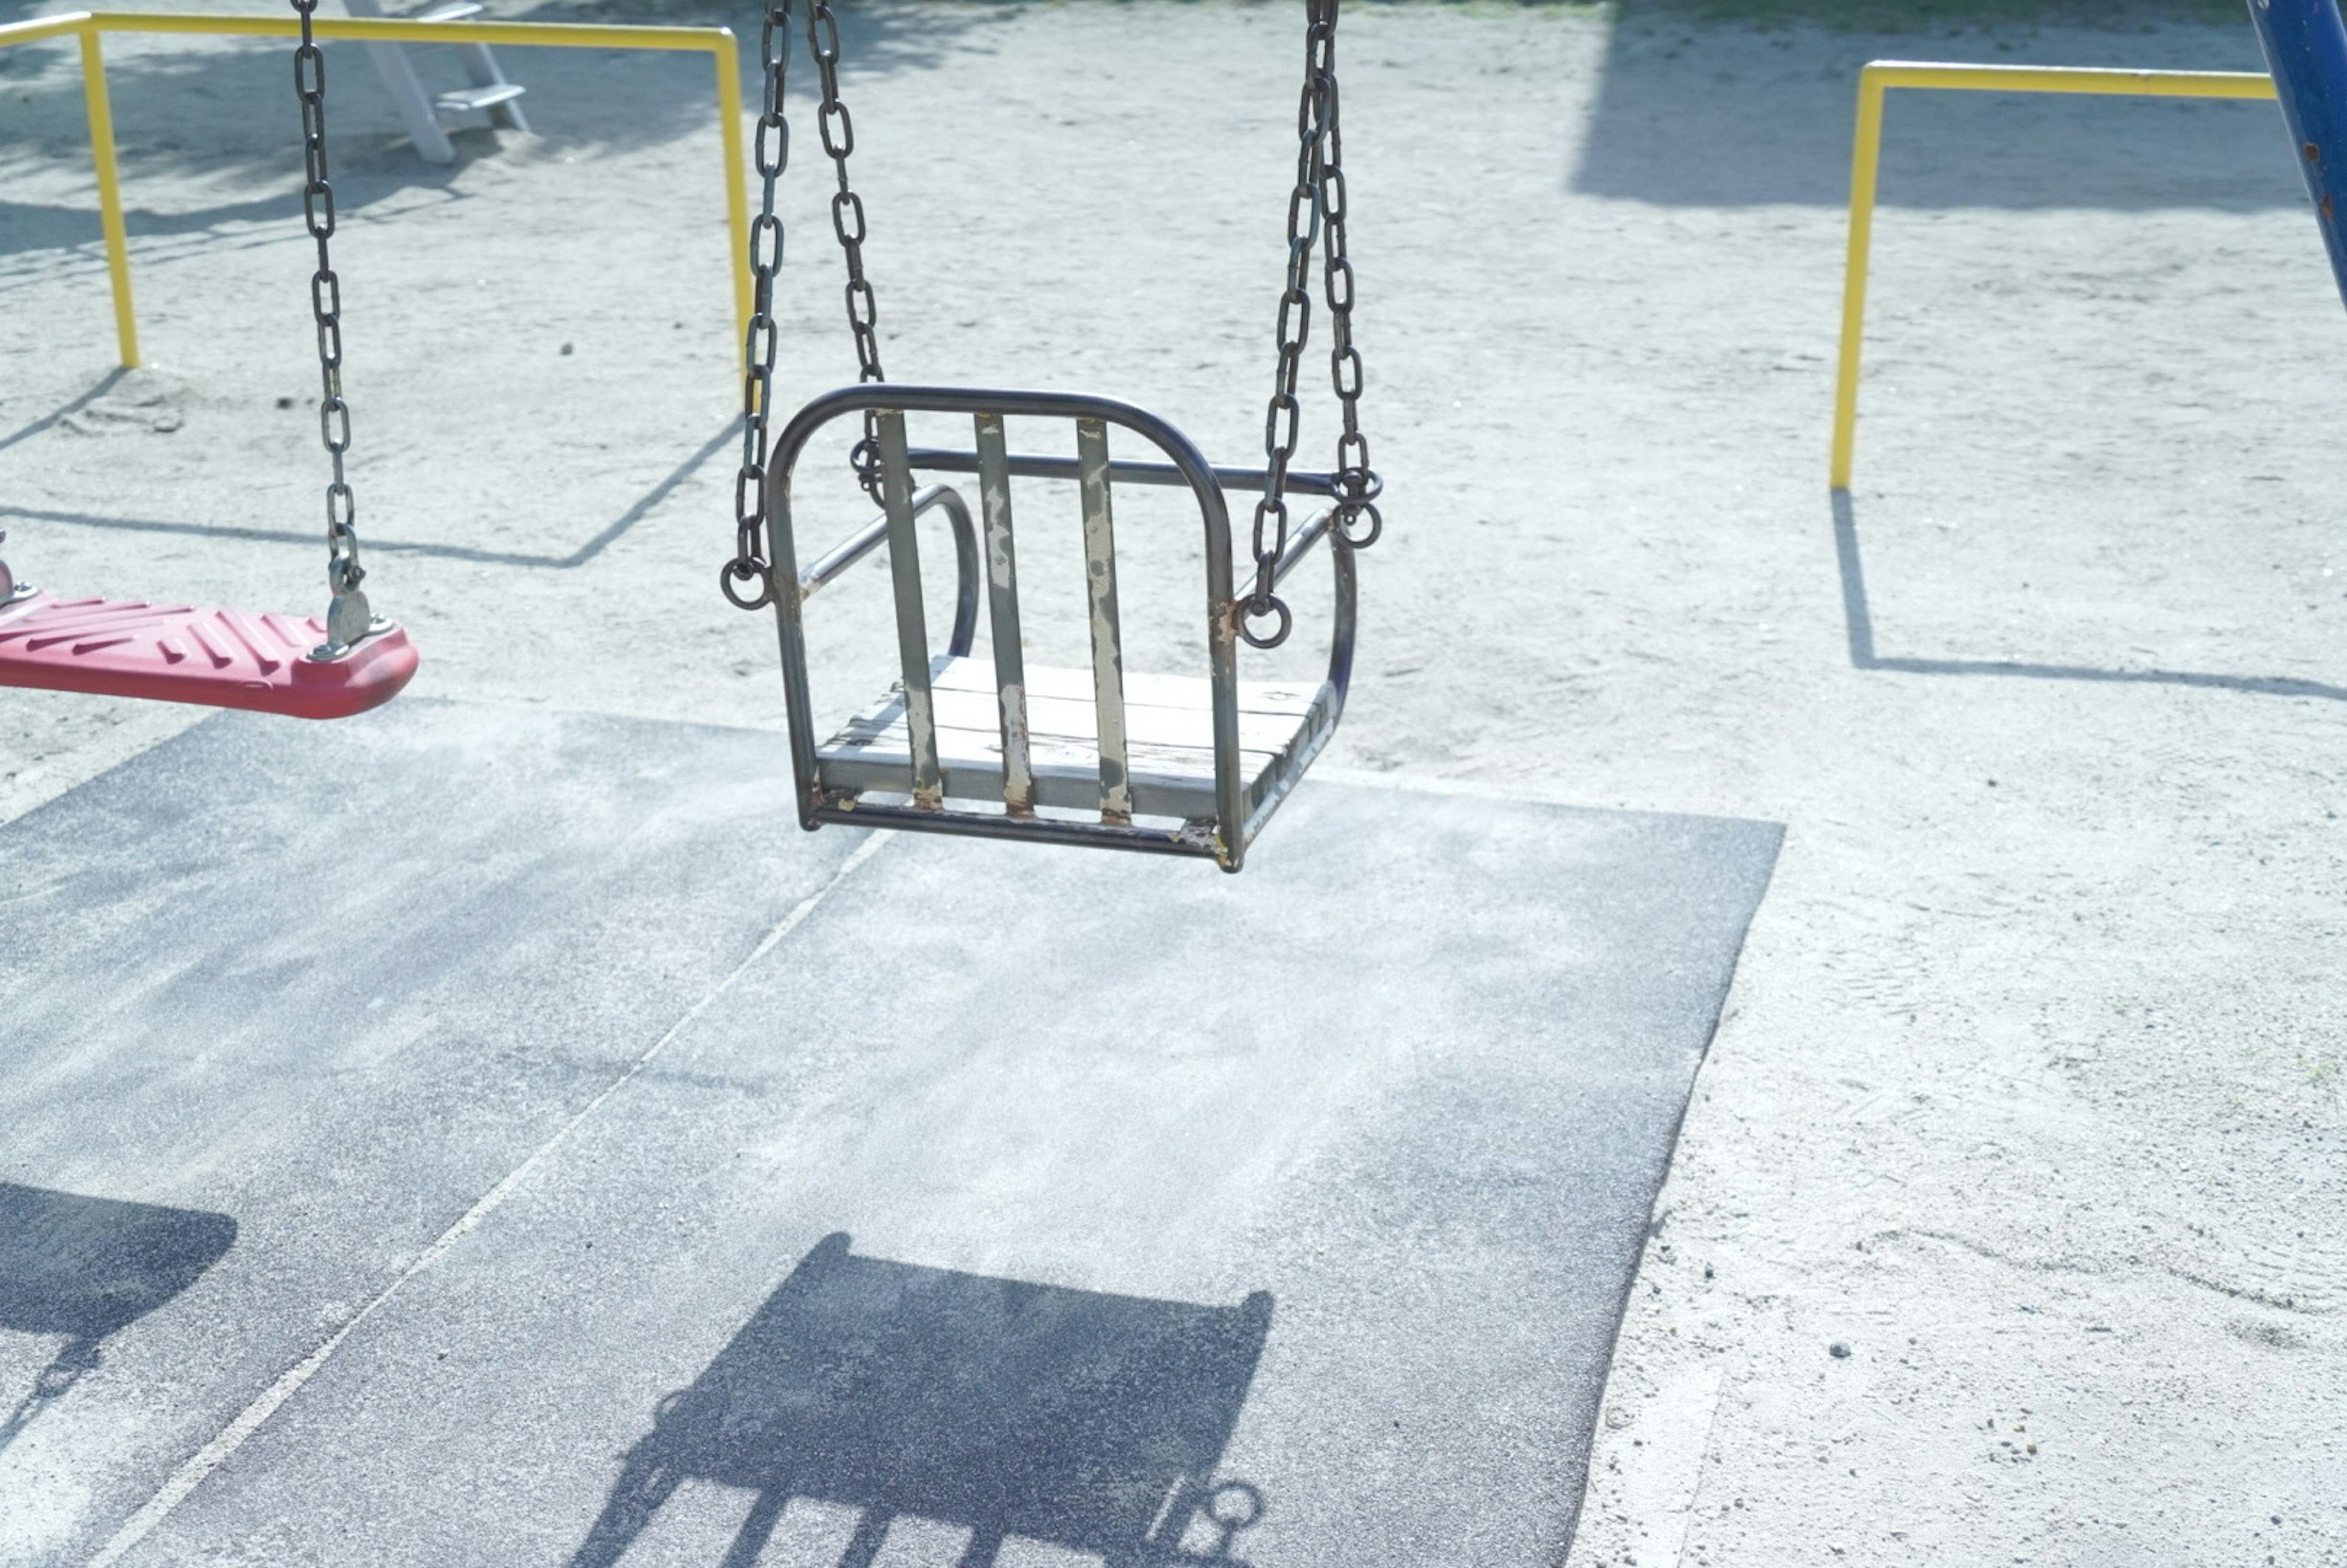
[1832, 60, 2280, 490]
[0, 9, 751, 369]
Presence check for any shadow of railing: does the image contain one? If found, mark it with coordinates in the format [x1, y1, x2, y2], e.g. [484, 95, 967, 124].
[0, 1181, 237, 1456]
[0, 365, 129, 456]
[1831, 489, 2347, 702]
[0, 417, 734, 572]
[573, 1232, 1273, 1568]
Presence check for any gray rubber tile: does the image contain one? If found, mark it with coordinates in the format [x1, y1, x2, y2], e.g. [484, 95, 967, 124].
[0, 703, 862, 1568]
[0, 704, 1779, 1568]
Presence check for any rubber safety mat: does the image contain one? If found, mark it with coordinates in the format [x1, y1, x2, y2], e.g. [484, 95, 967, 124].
[0, 701, 1779, 1568]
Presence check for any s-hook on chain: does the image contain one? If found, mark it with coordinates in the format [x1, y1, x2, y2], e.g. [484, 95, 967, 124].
[292, 0, 376, 655]
[808, 0, 889, 502]
[724, 0, 796, 612]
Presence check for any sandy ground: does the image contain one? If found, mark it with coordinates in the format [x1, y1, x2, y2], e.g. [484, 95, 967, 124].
[1, 1, 2341, 1563]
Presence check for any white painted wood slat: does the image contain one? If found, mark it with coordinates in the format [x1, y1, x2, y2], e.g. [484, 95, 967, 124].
[818, 656, 1338, 822]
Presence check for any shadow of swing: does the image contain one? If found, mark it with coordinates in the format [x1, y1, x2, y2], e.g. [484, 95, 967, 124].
[0, 1181, 238, 1457]
[1830, 490, 2347, 703]
[573, 1233, 1273, 1568]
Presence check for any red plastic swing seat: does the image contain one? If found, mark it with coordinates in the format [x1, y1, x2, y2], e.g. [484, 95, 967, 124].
[0, 592, 417, 719]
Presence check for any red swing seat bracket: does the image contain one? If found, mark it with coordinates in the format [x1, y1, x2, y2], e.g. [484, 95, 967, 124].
[0, 591, 418, 720]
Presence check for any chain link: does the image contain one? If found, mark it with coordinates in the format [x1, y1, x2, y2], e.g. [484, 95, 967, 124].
[291, 0, 365, 618]
[807, 0, 889, 502]
[1243, 0, 1338, 650]
[724, 0, 1373, 629]
[724, 0, 795, 611]
[1316, 9, 1379, 552]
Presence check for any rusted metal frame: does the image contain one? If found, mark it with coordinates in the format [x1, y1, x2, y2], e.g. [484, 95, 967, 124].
[762, 469, 823, 833]
[873, 410, 941, 808]
[1241, 529, 1355, 852]
[905, 447, 1343, 500]
[809, 797, 1219, 859]
[764, 384, 1249, 865]
[1074, 419, 1132, 824]
[972, 414, 1034, 815]
[796, 483, 979, 656]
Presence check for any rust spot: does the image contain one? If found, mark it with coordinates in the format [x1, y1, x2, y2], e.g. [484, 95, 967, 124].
[2326, 195, 2337, 220]
[2307, 141, 2323, 163]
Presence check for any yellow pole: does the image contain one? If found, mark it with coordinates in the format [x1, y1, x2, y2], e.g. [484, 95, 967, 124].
[1827, 61, 2274, 489]
[712, 28, 752, 361]
[86, 12, 739, 50]
[77, 22, 139, 368]
[1865, 59, 2275, 101]
[1830, 67, 1885, 492]
[7, 15, 766, 375]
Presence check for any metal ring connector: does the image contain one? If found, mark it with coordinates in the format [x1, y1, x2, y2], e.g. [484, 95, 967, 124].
[1236, 594, 1293, 650]
[721, 558, 775, 610]
[1335, 499, 1381, 549]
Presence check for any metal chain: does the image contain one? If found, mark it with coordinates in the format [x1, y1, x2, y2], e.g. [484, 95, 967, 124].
[1243, 0, 1338, 651]
[807, 0, 889, 502]
[723, 0, 796, 612]
[292, 0, 371, 650]
[1317, 8, 1379, 552]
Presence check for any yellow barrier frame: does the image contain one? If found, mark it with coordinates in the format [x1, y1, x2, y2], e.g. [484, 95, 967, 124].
[0, 9, 750, 369]
[1832, 60, 2280, 489]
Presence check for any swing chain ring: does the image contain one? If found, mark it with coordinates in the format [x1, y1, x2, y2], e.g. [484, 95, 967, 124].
[1236, 595, 1292, 651]
[721, 557, 776, 611]
[1332, 463, 1381, 549]
[807, 0, 889, 503]
[727, 0, 795, 612]
[291, 0, 365, 603]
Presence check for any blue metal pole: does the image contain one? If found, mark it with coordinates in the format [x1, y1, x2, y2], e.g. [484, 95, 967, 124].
[2247, 0, 2347, 306]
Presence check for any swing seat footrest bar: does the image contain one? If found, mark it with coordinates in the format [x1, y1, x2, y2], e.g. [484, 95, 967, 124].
[0, 592, 418, 719]
[812, 798, 1224, 859]
[816, 654, 1337, 827]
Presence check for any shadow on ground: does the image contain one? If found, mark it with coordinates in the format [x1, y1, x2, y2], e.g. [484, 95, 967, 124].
[573, 1233, 1271, 1568]
[1573, 8, 2299, 208]
[0, 1182, 237, 1457]
[1830, 489, 2347, 701]
[0, 393, 736, 568]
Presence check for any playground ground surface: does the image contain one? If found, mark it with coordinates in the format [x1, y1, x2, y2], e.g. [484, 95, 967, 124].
[1, 0, 2342, 1563]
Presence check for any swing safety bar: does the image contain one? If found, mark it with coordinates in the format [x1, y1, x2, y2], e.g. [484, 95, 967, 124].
[0, 9, 753, 370]
[767, 384, 1354, 873]
[797, 483, 981, 655]
[1831, 59, 2278, 489]
[903, 449, 1351, 501]
[795, 482, 1329, 653]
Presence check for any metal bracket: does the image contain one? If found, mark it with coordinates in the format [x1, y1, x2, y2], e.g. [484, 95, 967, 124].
[310, 590, 389, 662]
[0, 530, 34, 606]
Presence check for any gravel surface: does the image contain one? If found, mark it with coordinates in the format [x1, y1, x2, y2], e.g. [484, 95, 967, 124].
[1, 1, 2341, 1563]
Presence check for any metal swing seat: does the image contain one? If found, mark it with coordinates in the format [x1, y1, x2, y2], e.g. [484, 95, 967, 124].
[766, 386, 1355, 871]
[729, 0, 1376, 873]
[0, 0, 415, 722]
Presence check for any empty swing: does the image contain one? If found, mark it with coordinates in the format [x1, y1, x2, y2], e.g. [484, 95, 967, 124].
[0, 0, 416, 720]
[722, 0, 1381, 874]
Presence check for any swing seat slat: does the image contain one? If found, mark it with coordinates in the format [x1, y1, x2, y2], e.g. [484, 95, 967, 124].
[819, 656, 1338, 824]
[0, 593, 418, 719]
